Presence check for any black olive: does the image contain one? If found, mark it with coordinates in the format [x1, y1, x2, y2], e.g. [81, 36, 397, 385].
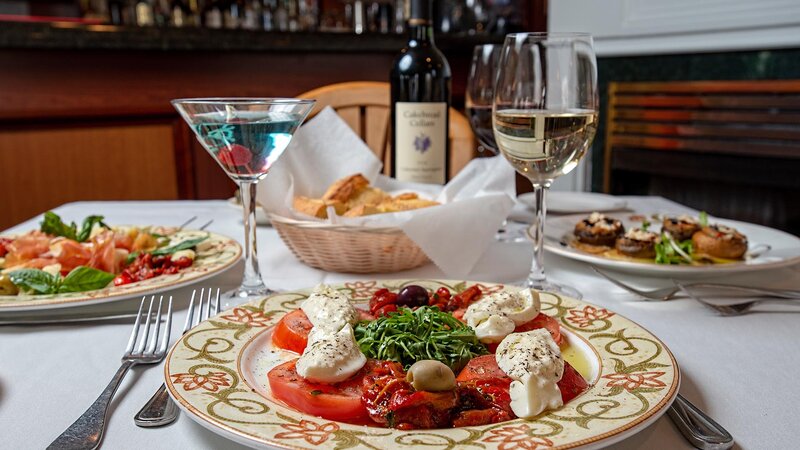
[396, 285, 430, 307]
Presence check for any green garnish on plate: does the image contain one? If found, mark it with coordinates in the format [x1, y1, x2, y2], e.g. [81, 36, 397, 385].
[354, 306, 488, 372]
[8, 266, 115, 295]
[40, 212, 108, 243]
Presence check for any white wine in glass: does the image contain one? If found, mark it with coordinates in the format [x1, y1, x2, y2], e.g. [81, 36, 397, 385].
[493, 33, 598, 299]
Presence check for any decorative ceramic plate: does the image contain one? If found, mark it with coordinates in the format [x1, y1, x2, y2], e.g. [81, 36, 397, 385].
[520, 192, 628, 214]
[545, 213, 800, 277]
[0, 229, 241, 312]
[165, 280, 679, 450]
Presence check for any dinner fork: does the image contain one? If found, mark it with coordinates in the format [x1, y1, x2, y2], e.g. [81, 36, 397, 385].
[591, 266, 800, 301]
[676, 283, 800, 316]
[48, 295, 173, 450]
[133, 288, 220, 427]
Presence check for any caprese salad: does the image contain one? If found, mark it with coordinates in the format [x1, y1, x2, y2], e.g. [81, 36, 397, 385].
[268, 283, 589, 430]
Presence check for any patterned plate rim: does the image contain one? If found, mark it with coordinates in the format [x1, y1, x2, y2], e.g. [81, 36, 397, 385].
[165, 280, 680, 450]
[0, 228, 242, 311]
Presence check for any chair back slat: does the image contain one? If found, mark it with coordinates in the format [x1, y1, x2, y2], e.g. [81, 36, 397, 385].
[298, 81, 476, 179]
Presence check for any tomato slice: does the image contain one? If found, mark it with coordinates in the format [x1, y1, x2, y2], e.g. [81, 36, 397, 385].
[558, 361, 590, 404]
[272, 309, 313, 353]
[272, 308, 374, 353]
[515, 312, 563, 346]
[456, 354, 588, 404]
[456, 354, 509, 382]
[267, 359, 371, 423]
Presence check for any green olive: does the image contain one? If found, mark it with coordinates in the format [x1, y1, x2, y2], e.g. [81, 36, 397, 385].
[406, 360, 456, 392]
[0, 275, 19, 295]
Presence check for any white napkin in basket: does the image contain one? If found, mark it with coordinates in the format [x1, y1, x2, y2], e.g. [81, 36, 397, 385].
[257, 106, 516, 278]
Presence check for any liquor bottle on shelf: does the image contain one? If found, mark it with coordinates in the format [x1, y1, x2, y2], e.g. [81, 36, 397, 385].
[170, 0, 188, 26]
[203, 0, 224, 28]
[389, 0, 451, 184]
[242, 0, 261, 29]
[261, 0, 274, 30]
[134, 0, 154, 26]
[274, 0, 289, 31]
[224, 0, 242, 28]
[107, 0, 125, 24]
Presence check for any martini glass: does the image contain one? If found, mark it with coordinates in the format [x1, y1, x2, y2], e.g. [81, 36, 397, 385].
[172, 98, 315, 306]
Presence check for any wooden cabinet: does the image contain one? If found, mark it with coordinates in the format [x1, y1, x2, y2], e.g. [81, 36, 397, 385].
[0, 121, 184, 227]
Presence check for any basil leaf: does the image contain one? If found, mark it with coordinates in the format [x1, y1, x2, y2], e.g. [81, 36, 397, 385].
[58, 266, 115, 293]
[76, 215, 108, 242]
[126, 251, 140, 265]
[150, 236, 207, 256]
[40, 212, 78, 241]
[7, 269, 60, 294]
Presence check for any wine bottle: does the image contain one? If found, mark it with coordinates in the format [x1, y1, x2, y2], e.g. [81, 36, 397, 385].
[390, 0, 451, 184]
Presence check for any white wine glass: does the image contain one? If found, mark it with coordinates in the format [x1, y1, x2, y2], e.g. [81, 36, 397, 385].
[172, 98, 315, 307]
[493, 33, 598, 298]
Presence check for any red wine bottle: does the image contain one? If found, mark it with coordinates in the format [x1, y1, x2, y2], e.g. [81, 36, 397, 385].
[390, 0, 451, 184]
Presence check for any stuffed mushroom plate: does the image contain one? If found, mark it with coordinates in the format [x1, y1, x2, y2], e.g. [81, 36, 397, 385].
[164, 279, 679, 450]
[544, 213, 800, 277]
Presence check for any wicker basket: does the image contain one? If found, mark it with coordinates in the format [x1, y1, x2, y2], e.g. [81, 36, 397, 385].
[269, 215, 430, 273]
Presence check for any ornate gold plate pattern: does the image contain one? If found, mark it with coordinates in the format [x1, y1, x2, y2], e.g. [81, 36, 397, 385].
[165, 280, 679, 450]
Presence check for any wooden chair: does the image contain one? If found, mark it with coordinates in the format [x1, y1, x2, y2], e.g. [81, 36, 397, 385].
[298, 81, 476, 179]
[604, 79, 800, 233]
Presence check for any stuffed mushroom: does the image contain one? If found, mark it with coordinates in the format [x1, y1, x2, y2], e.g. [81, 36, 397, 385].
[574, 212, 625, 246]
[661, 215, 701, 242]
[615, 228, 660, 259]
[692, 225, 748, 259]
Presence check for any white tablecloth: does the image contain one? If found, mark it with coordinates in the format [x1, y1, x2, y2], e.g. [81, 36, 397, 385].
[1, 198, 798, 450]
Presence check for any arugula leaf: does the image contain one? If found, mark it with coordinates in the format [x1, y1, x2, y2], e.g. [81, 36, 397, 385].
[699, 211, 708, 227]
[40, 212, 107, 243]
[655, 233, 694, 265]
[58, 266, 115, 293]
[76, 215, 109, 242]
[7, 269, 60, 294]
[354, 306, 488, 372]
[40, 212, 78, 241]
[150, 236, 208, 256]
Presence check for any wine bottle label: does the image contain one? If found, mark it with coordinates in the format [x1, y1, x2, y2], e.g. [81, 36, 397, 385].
[394, 102, 447, 184]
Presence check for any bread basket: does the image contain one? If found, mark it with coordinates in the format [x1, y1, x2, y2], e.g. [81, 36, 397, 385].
[269, 214, 430, 273]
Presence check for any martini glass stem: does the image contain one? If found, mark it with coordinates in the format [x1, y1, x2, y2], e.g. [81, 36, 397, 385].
[238, 180, 268, 295]
[527, 184, 547, 287]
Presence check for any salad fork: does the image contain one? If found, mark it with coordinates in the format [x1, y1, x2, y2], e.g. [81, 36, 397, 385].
[48, 295, 173, 450]
[591, 266, 800, 301]
[134, 288, 220, 427]
[677, 283, 800, 316]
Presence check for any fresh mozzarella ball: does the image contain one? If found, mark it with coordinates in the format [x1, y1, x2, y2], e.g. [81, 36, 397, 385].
[495, 329, 565, 419]
[464, 288, 541, 343]
[301, 284, 359, 333]
[296, 324, 367, 384]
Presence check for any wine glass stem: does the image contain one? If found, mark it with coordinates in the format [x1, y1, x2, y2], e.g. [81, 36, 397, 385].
[527, 184, 547, 287]
[238, 180, 266, 291]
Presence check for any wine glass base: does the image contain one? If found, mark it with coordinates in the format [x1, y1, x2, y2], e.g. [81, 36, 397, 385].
[518, 279, 583, 300]
[222, 286, 279, 310]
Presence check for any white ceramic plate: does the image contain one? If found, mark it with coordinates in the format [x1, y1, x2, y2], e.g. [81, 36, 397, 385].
[0, 228, 241, 312]
[165, 279, 679, 450]
[520, 191, 628, 214]
[545, 213, 800, 277]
